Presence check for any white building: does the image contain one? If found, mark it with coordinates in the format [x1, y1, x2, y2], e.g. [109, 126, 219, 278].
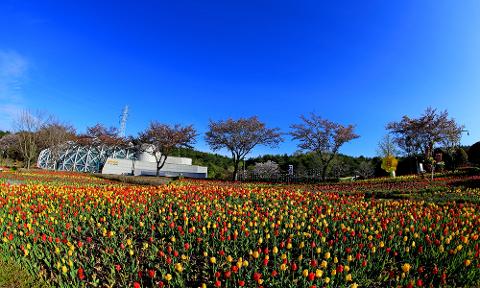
[102, 153, 207, 178]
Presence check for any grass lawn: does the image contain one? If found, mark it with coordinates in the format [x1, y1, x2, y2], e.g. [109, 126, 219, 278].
[0, 258, 50, 288]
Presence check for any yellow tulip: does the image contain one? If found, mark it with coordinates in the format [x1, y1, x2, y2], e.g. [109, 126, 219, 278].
[303, 269, 309, 277]
[402, 263, 411, 273]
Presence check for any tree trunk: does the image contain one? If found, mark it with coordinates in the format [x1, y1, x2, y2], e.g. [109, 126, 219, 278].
[321, 164, 327, 181]
[156, 155, 168, 177]
[321, 155, 336, 181]
[25, 153, 30, 169]
[232, 160, 240, 181]
[431, 163, 435, 181]
[414, 157, 418, 175]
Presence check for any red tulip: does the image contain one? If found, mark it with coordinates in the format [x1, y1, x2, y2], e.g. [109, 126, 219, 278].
[292, 263, 298, 271]
[77, 267, 85, 280]
[148, 269, 155, 279]
[337, 265, 344, 273]
[253, 272, 262, 281]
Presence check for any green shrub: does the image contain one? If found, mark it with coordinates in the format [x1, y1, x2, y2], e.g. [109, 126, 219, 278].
[468, 141, 480, 165]
[455, 148, 468, 167]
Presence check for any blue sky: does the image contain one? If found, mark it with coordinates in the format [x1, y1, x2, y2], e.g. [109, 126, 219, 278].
[0, 0, 479, 157]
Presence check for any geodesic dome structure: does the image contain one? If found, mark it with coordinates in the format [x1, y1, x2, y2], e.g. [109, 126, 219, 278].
[37, 143, 136, 173]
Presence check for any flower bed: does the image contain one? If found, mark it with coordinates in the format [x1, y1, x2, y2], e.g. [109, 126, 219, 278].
[0, 171, 479, 287]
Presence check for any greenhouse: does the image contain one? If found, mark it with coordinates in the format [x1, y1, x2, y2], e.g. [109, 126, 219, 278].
[37, 144, 135, 173]
[37, 143, 208, 178]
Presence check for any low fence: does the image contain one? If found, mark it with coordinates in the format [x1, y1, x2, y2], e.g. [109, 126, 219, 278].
[238, 170, 338, 184]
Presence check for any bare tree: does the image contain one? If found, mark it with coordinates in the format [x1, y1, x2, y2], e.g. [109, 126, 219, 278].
[441, 126, 464, 172]
[387, 107, 464, 177]
[76, 123, 128, 153]
[37, 121, 76, 168]
[253, 160, 280, 179]
[377, 134, 398, 157]
[139, 122, 197, 176]
[0, 133, 18, 165]
[205, 117, 283, 181]
[331, 159, 349, 179]
[290, 113, 359, 181]
[355, 161, 375, 179]
[13, 110, 48, 169]
[77, 124, 126, 147]
[377, 134, 399, 177]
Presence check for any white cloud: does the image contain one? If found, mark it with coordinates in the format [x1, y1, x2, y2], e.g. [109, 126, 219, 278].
[0, 103, 22, 130]
[0, 50, 28, 130]
[0, 50, 28, 77]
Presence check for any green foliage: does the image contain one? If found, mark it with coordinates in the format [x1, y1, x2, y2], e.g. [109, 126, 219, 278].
[0, 131, 10, 138]
[468, 141, 480, 166]
[170, 148, 399, 180]
[168, 146, 473, 181]
[170, 148, 233, 179]
[455, 148, 468, 167]
[245, 152, 371, 178]
[396, 156, 418, 176]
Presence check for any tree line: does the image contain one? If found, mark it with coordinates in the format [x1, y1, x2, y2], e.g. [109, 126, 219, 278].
[0, 107, 475, 181]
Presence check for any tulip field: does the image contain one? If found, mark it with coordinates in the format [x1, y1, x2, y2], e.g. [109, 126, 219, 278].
[1, 170, 480, 287]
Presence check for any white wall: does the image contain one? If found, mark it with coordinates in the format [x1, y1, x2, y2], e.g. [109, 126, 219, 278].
[101, 157, 207, 178]
[138, 152, 192, 165]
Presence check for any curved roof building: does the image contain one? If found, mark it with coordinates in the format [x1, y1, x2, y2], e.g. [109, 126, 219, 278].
[37, 144, 136, 173]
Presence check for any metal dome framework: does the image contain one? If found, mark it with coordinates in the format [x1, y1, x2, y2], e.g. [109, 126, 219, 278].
[37, 144, 135, 173]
